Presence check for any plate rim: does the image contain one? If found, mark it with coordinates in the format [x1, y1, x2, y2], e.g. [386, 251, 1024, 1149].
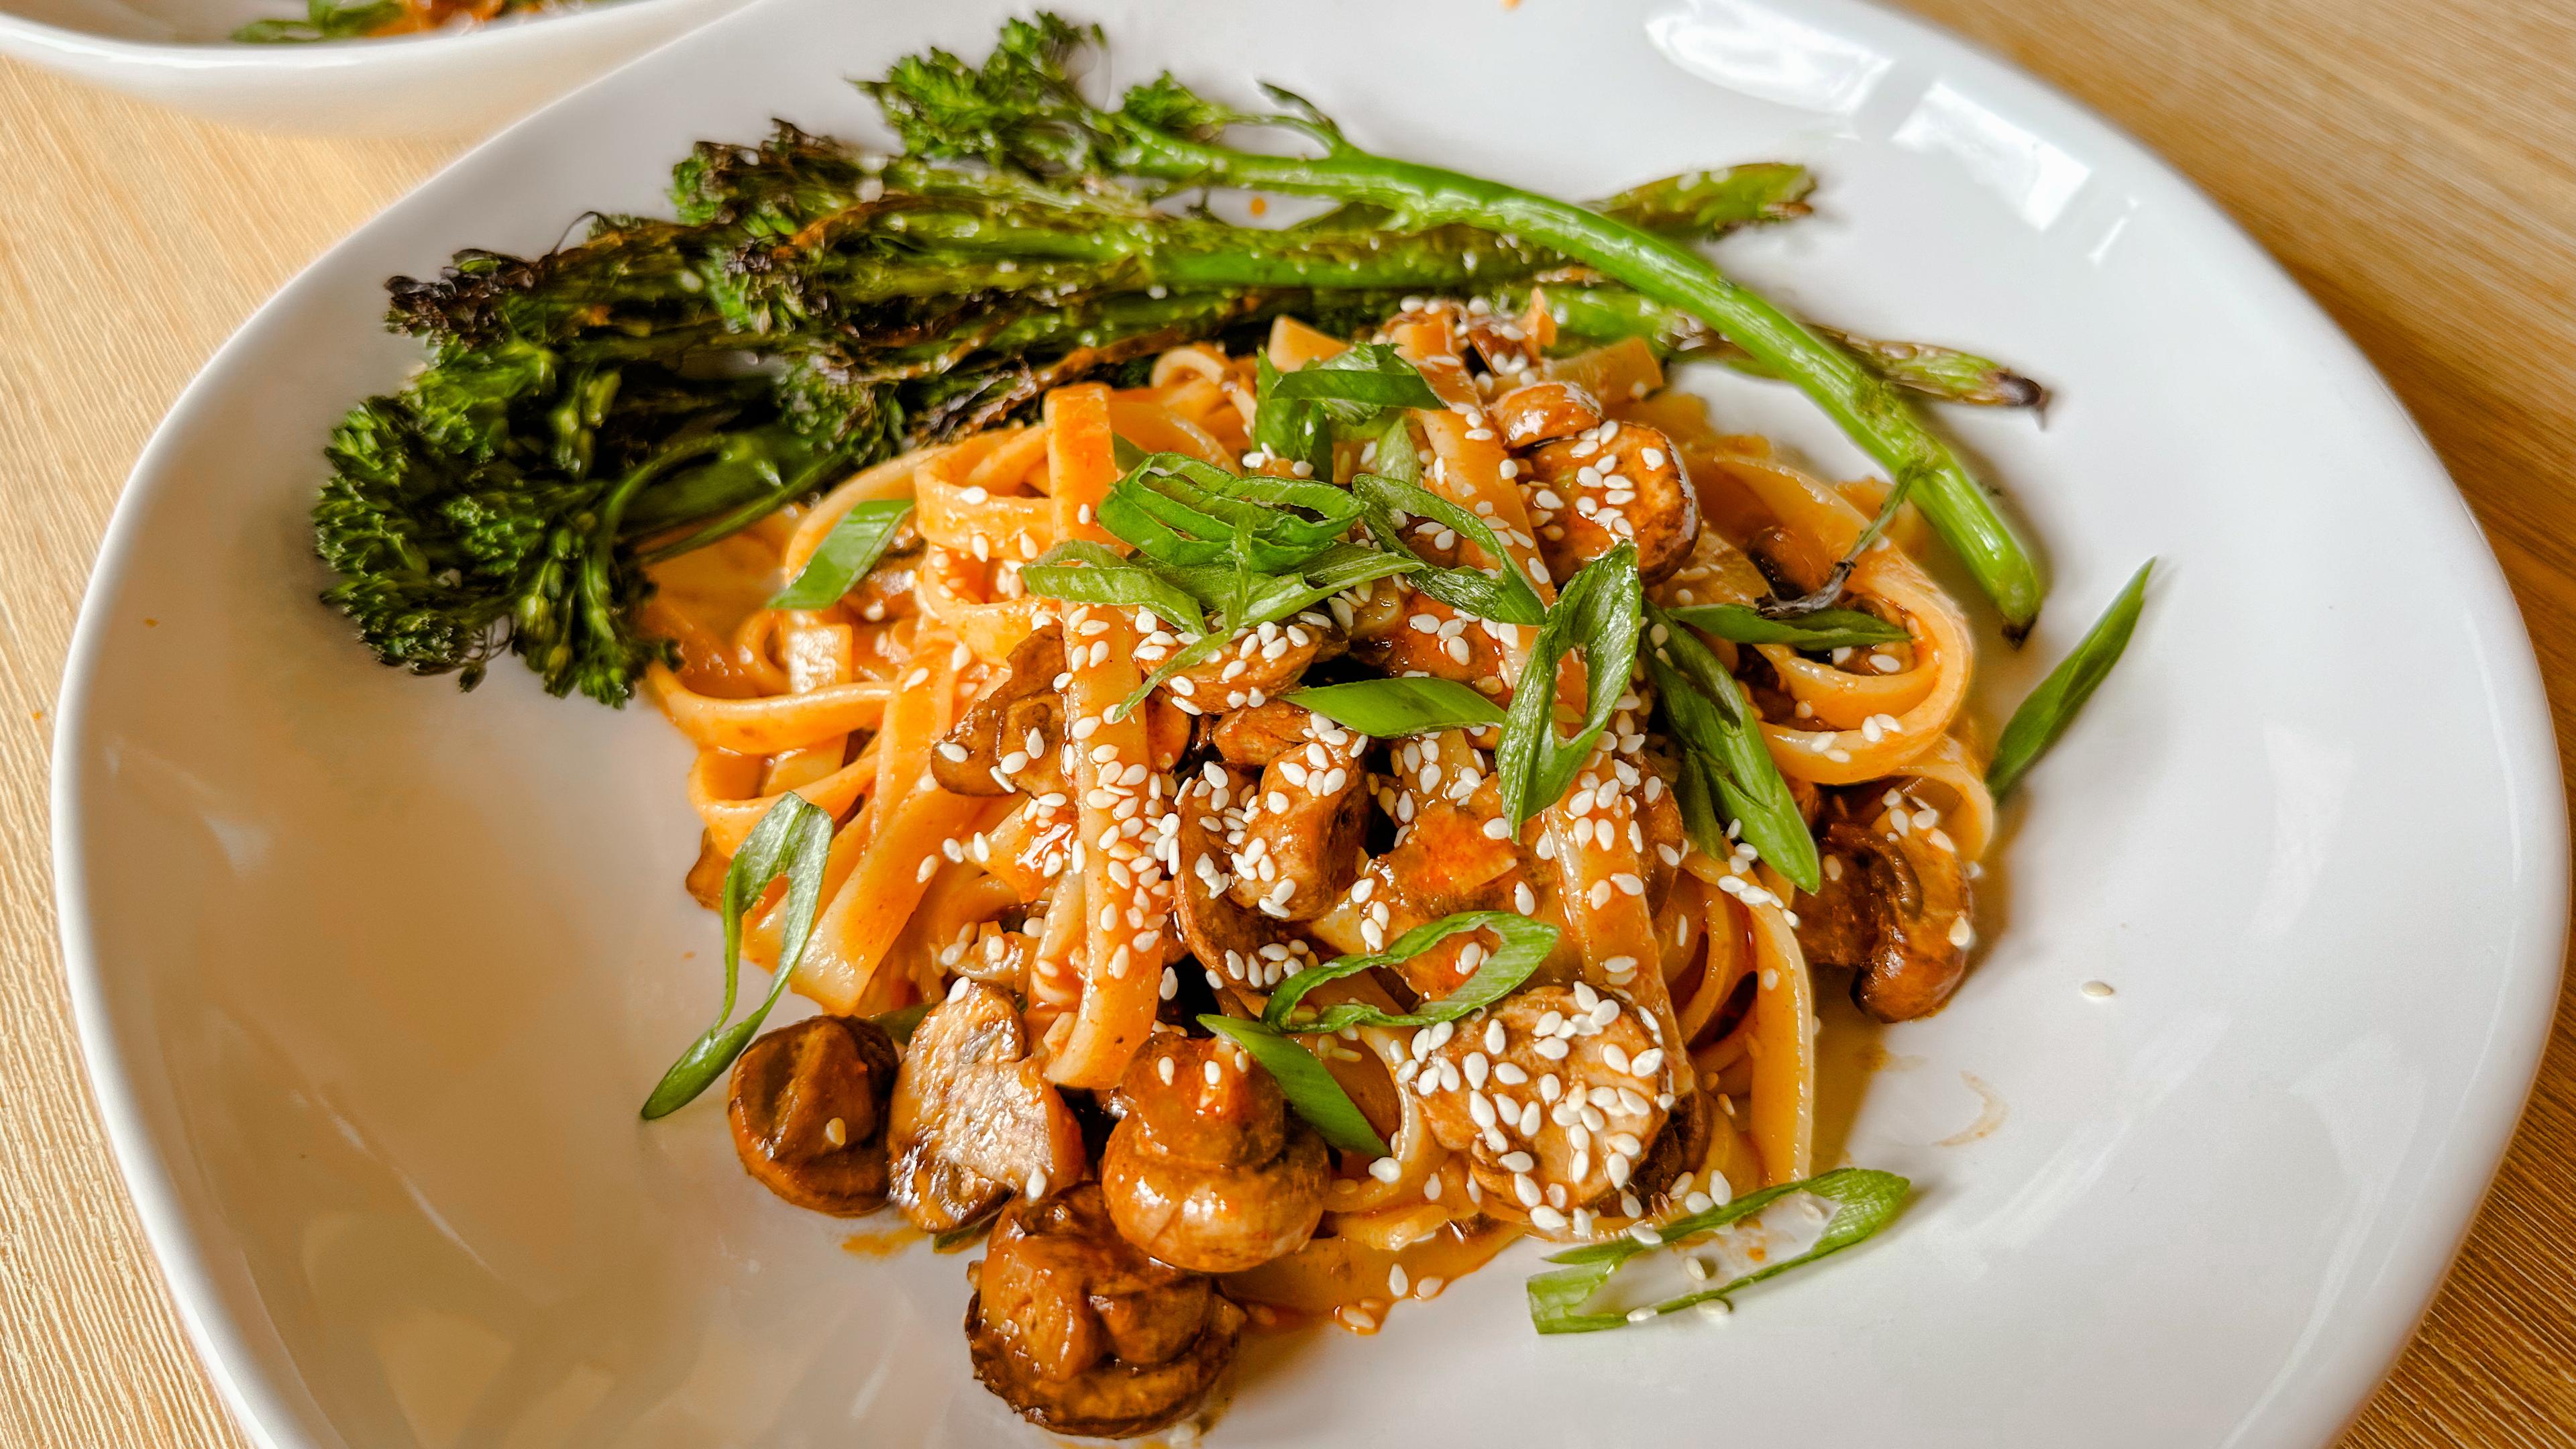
[0, 0, 714, 67]
[48, 1, 2570, 1445]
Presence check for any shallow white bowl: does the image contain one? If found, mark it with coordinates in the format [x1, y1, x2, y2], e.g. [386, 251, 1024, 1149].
[53, 0, 2567, 1445]
[0, 0, 741, 136]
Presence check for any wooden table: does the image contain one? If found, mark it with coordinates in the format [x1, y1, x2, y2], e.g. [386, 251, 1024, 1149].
[1, 1, 2568, 1442]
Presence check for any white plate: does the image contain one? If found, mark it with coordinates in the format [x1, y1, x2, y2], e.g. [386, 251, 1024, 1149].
[52, 0, 2567, 1445]
[0, 0, 742, 136]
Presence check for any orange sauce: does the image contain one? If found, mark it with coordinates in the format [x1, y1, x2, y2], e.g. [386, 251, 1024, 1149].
[841, 1223, 927, 1258]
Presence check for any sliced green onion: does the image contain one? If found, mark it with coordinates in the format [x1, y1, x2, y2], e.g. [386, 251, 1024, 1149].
[1198, 1014, 1389, 1157]
[1672, 749, 1727, 861]
[1497, 543, 1644, 826]
[1350, 471, 1548, 626]
[1644, 601, 1821, 894]
[873, 1002, 932, 1047]
[641, 794, 836, 1118]
[1288, 676, 1506, 737]
[1021, 539, 1206, 632]
[767, 500, 912, 609]
[1988, 559, 2153, 798]
[1664, 602, 1906, 651]
[1099, 450, 1362, 572]
[1118, 545, 1417, 716]
[1262, 912, 1556, 1033]
[1525, 1167, 1910, 1333]
[1265, 342, 1444, 415]
[1110, 432, 1148, 470]
[1251, 352, 1334, 477]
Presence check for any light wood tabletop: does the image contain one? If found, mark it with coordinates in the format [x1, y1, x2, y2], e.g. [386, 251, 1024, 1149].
[1, 1, 2569, 1444]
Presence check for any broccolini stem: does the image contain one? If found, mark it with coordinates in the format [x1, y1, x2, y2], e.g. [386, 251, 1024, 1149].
[1112, 129, 2045, 631]
[1492, 283, 2047, 408]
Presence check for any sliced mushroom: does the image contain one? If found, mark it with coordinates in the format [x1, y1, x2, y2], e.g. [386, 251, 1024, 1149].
[1524, 419, 1701, 584]
[1352, 796, 1525, 1000]
[1346, 588, 1511, 689]
[1167, 614, 1341, 714]
[930, 624, 1067, 798]
[1491, 379, 1605, 449]
[727, 1016, 900, 1216]
[1626, 1079, 1713, 1208]
[1794, 798, 1974, 1022]
[1221, 708, 1369, 922]
[967, 1184, 1244, 1440]
[1206, 698, 1322, 767]
[889, 980, 1088, 1232]
[1171, 767, 1285, 989]
[1411, 984, 1670, 1228]
[1101, 1035, 1329, 1273]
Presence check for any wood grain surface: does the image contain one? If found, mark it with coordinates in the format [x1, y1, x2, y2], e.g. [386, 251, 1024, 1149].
[1, 1, 2569, 1444]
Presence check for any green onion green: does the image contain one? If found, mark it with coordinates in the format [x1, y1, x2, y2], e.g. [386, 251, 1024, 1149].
[1198, 1014, 1389, 1157]
[1287, 676, 1507, 737]
[1646, 601, 1822, 894]
[1497, 543, 1644, 826]
[767, 500, 914, 609]
[1020, 540, 1208, 632]
[1525, 1167, 1910, 1333]
[641, 794, 836, 1119]
[1350, 471, 1548, 626]
[1987, 559, 2154, 797]
[1261, 912, 1558, 1033]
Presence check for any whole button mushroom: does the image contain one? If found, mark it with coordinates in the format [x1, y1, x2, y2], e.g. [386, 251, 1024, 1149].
[967, 1184, 1245, 1439]
[1100, 1034, 1329, 1273]
[727, 1016, 901, 1216]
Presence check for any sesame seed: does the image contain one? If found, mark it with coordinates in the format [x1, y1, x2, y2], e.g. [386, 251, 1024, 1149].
[1368, 1157, 1403, 1183]
[822, 1117, 847, 1148]
[2082, 979, 2116, 999]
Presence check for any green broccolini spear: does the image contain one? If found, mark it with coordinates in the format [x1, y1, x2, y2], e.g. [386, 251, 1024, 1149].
[861, 16, 2047, 631]
[314, 57, 2044, 706]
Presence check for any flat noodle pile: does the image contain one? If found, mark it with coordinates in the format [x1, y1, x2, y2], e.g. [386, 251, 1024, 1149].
[641, 307, 1992, 1328]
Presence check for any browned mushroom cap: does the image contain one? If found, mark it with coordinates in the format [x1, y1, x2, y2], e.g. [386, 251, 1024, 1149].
[1100, 1036, 1329, 1273]
[1412, 985, 1671, 1227]
[727, 1016, 900, 1216]
[1166, 614, 1341, 714]
[1171, 767, 1285, 988]
[889, 981, 1089, 1232]
[1525, 420, 1701, 584]
[930, 624, 1067, 798]
[1795, 806, 1974, 1022]
[1221, 708, 1368, 922]
[1491, 379, 1607, 449]
[1206, 698, 1322, 767]
[966, 1184, 1244, 1439]
[1346, 588, 1511, 688]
